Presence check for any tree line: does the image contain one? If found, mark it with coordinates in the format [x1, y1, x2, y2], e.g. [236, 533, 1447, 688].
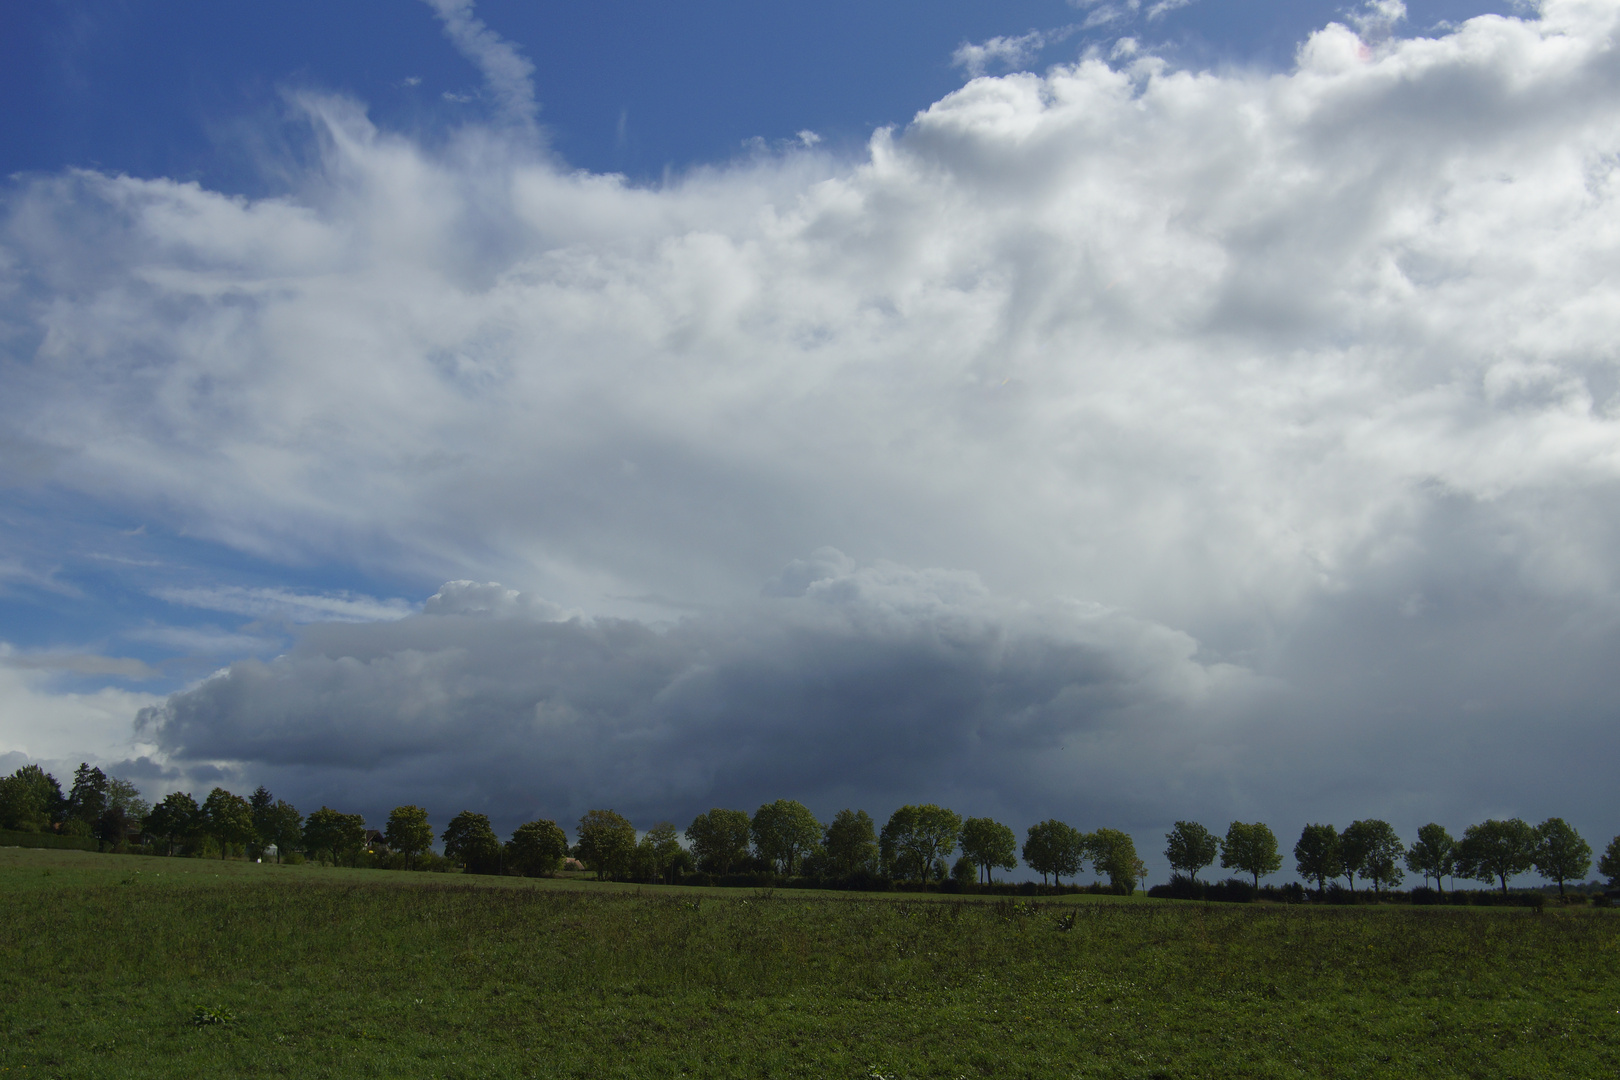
[4, 763, 1617, 895]
[1163, 817, 1610, 898]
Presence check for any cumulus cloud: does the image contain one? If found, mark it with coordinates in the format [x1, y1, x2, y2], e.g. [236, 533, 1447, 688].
[7, 2, 1620, 856]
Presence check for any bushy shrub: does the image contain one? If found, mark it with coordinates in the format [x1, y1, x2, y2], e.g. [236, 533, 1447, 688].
[1147, 874, 1205, 900]
[1205, 878, 1257, 903]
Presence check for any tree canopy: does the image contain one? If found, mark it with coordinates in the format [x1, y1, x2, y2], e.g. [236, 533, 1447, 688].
[822, 809, 878, 877]
[1089, 828, 1140, 893]
[685, 808, 752, 875]
[1455, 818, 1536, 892]
[1532, 817, 1591, 897]
[385, 805, 434, 870]
[507, 819, 569, 876]
[1164, 820, 1219, 883]
[1600, 836, 1620, 888]
[66, 763, 109, 825]
[0, 765, 62, 832]
[202, 787, 256, 860]
[443, 811, 502, 873]
[1404, 823, 1456, 891]
[302, 806, 364, 866]
[958, 817, 1018, 884]
[1022, 819, 1085, 885]
[143, 791, 201, 856]
[751, 800, 822, 876]
[577, 809, 636, 880]
[1220, 821, 1282, 887]
[1293, 823, 1342, 896]
[880, 805, 961, 885]
[1342, 819, 1404, 894]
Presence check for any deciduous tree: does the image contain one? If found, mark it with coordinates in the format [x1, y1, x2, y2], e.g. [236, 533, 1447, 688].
[385, 805, 434, 871]
[1404, 823, 1456, 891]
[1220, 821, 1281, 888]
[685, 808, 752, 875]
[1599, 835, 1620, 888]
[202, 787, 255, 859]
[1293, 823, 1342, 897]
[750, 800, 822, 876]
[0, 765, 62, 832]
[443, 811, 502, 873]
[143, 791, 200, 856]
[958, 817, 1018, 884]
[1532, 817, 1591, 898]
[264, 799, 302, 863]
[1089, 828, 1141, 893]
[1164, 821, 1219, 884]
[1455, 818, 1536, 892]
[644, 821, 683, 883]
[301, 806, 349, 865]
[1343, 819, 1404, 895]
[507, 819, 568, 876]
[822, 809, 878, 877]
[880, 805, 962, 886]
[577, 809, 636, 880]
[1021, 819, 1084, 885]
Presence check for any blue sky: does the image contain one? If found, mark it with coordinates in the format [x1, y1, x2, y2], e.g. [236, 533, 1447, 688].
[5, 1, 1507, 188]
[5, 0, 1617, 884]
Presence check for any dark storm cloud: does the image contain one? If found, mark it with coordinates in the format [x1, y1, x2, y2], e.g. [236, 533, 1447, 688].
[138, 559, 1246, 833]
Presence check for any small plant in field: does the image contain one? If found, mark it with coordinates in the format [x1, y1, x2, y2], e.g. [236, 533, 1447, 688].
[192, 1005, 233, 1026]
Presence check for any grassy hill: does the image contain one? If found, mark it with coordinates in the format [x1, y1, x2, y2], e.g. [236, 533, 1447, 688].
[2, 847, 1615, 1078]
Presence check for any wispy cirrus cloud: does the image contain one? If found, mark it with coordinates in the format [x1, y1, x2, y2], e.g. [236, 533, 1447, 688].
[952, 28, 1075, 78]
[152, 587, 413, 624]
[421, 0, 539, 129]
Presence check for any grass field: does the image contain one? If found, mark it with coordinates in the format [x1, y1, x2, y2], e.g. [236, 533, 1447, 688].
[2, 848, 1616, 1079]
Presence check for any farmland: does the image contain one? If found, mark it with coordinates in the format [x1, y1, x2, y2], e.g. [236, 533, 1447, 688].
[2, 848, 1616, 1079]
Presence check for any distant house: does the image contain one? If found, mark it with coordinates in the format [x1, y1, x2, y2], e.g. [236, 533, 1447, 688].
[365, 829, 387, 851]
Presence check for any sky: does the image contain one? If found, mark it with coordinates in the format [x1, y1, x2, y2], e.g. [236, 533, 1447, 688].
[3, 0, 1615, 885]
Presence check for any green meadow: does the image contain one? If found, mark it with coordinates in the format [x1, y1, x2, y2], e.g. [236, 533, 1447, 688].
[2, 848, 1616, 1079]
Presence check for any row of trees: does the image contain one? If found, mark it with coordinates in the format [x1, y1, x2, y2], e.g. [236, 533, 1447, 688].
[6, 765, 1619, 893]
[1163, 817, 1610, 897]
[666, 801, 1147, 891]
[0, 763, 148, 845]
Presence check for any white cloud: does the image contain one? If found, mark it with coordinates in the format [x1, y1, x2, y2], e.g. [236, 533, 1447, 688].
[421, 0, 538, 129]
[7, 2, 1620, 848]
[953, 30, 1065, 79]
[0, 646, 165, 763]
[0, 651, 158, 679]
[122, 624, 284, 655]
[152, 586, 414, 624]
